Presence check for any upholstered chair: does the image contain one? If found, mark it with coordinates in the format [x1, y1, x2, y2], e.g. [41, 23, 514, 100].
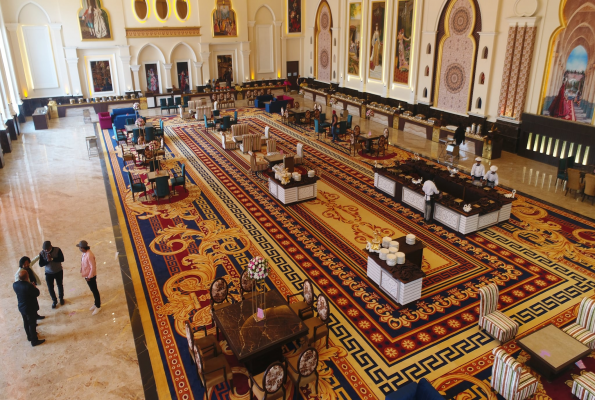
[294, 143, 304, 165]
[572, 371, 595, 400]
[221, 133, 238, 150]
[285, 347, 319, 397]
[262, 126, 271, 146]
[184, 320, 221, 365]
[252, 133, 263, 152]
[375, 135, 387, 158]
[304, 293, 331, 348]
[240, 134, 253, 154]
[240, 269, 256, 300]
[249, 151, 268, 173]
[169, 164, 186, 194]
[563, 297, 595, 349]
[267, 139, 278, 155]
[287, 279, 315, 320]
[210, 278, 233, 339]
[490, 347, 538, 400]
[193, 343, 234, 397]
[127, 171, 147, 202]
[249, 361, 287, 400]
[566, 168, 585, 198]
[383, 128, 390, 150]
[478, 283, 519, 343]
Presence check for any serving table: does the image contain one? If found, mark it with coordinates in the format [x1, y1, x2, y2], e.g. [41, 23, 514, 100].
[32, 107, 50, 130]
[301, 87, 329, 104]
[374, 161, 514, 234]
[397, 114, 438, 141]
[366, 250, 426, 305]
[518, 324, 590, 381]
[439, 126, 503, 160]
[330, 95, 365, 117]
[268, 175, 320, 205]
[212, 289, 308, 374]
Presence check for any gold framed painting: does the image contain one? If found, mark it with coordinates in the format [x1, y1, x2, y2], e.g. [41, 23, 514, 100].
[285, 0, 302, 36]
[77, 0, 112, 41]
[212, 0, 238, 38]
[394, 0, 415, 85]
[368, 1, 386, 81]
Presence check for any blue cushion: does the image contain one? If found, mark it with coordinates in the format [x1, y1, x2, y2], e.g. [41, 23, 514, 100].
[415, 378, 444, 399]
[385, 382, 417, 400]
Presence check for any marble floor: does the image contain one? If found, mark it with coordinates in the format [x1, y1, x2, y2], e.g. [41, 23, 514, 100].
[0, 96, 592, 400]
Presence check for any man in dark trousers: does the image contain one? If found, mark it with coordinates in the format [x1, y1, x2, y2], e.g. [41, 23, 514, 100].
[39, 241, 65, 309]
[13, 269, 45, 346]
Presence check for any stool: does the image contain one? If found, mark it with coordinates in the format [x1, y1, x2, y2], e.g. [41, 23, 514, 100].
[573, 371, 595, 399]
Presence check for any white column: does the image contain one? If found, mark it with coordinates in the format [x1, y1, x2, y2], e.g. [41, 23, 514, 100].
[274, 21, 282, 78]
[240, 41, 251, 83]
[248, 21, 255, 80]
[193, 61, 203, 86]
[281, 23, 287, 79]
[130, 65, 141, 92]
[63, 47, 82, 96]
[163, 63, 173, 90]
[200, 51, 212, 83]
[119, 55, 133, 93]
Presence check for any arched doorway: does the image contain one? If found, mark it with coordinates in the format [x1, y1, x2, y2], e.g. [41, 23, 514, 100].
[314, 0, 332, 82]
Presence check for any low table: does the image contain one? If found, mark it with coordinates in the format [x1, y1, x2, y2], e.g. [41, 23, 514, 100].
[517, 324, 591, 381]
[268, 176, 319, 205]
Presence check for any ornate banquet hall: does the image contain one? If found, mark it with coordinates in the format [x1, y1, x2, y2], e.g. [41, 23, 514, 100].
[2, 0, 595, 399]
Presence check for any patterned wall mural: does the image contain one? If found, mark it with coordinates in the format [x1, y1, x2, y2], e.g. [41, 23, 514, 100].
[394, 0, 415, 84]
[434, 0, 476, 114]
[316, 1, 332, 83]
[348, 3, 362, 76]
[368, 1, 386, 80]
[541, 0, 595, 124]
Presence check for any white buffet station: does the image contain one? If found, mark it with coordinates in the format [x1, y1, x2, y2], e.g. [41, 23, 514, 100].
[366, 251, 425, 305]
[268, 176, 320, 205]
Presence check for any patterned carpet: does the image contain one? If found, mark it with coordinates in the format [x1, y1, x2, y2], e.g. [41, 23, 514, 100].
[98, 108, 595, 400]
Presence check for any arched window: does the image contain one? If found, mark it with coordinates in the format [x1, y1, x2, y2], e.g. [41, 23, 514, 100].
[476, 97, 482, 109]
[482, 47, 488, 59]
[424, 66, 429, 76]
[426, 44, 431, 54]
[479, 72, 485, 85]
[423, 88, 428, 98]
[134, 0, 148, 20]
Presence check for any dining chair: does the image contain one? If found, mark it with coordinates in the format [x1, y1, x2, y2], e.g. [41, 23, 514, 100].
[349, 133, 359, 156]
[193, 342, 234, 398]
[116, 130, 128, 149]
[285, 347, 319, 397]
[169, 163, 186, 194]
[210, 278, 234, 325]
[167, 97, 175, 111]
[184, 320, 221, 365]
[267, 138, 278, 155]
[300, 111, 311, 125]
[374, 135, 387, 158]
[240, 269, 256, 300]
[565, 168, 585, 198]
[249, 151, 268, 173]
[127, 171, 146, 202]
[346, 115, 353, 130]
[221, 116, 232, 132]
[286, 279, 315, 320]
[149, 159, 160, 172]
[153, 176, 171, 204]
[160, 99, 168, 114]
[249, 361, 287, 400]
[232, 111, 238, 125]
[338, 121, 347, 140]
[303, 293, 331, 348]
[314, 119, 325, 140]
[174, 97, 182, 107]
[132, 128, 140, 145]
[583, 174, 595, 204]
[203, 115, 216, 132]
[295, 143, 304, 165]
[383, 128, 390, 150]
[145, 126, 155, 142]
[294, 102, 300, 109]
[556, 156, 575, 189]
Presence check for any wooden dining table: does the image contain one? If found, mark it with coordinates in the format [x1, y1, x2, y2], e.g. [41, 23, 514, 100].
[358, 132, 383, 153]
[212, 288, 308, 374]
[288, 108, 311, 124]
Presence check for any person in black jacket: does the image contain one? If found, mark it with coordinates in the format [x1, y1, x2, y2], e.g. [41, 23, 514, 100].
[14, 270, 45, 346]
[39, 241, 65, 309]
[454, 126, 466, 146]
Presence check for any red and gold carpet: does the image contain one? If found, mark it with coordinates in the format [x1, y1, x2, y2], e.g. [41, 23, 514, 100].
[99, 109, 595, 400]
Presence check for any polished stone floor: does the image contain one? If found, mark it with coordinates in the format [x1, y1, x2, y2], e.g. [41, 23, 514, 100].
[0, 97, 591, 400]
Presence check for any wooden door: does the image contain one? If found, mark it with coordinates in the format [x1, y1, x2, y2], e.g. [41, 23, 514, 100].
[286, 61, 299, 90]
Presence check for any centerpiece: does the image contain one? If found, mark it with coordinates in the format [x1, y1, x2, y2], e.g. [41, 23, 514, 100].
[247, 256, 270, 321]
[366, 109, 375, 119]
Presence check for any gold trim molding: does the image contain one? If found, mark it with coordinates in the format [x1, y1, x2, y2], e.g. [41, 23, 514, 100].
[125, 26, 201, 38]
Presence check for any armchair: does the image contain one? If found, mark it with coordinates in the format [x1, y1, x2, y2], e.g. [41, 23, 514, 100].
[221, 133, 238, 150]
[563, 297, 595, 349]
[491, 347, 538, 400]
[98, 112, 112, 130]
[266, 138, 278, 155]
[169, 163, 186, 194]
[249, 151, 268, 173]
[261, 126, 270, 146]
[478, 283, 519, 343]
[240, 134, 253, 154]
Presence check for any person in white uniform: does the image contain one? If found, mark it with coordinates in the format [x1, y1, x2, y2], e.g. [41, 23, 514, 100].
[422, 178, 440, 222]
[470, 157, 485, 182]
[483, 165, 499, 188]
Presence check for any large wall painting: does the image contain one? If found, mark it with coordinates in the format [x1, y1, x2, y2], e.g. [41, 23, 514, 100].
[315, 1, 332, 83]
[90, 60, 113, 94]
[348, 3, 362, 76]
[145, 63, 160, 93]
[394, 0, 415, 84]
[287, 0, 302, 34]
[217, 55, 233, 81]
[541, 0, 595, 124]
[369, 1, 386, 80]
[212, 0, 237, 37]
[77, 0, 112, 40]
[176, 61, 190, 92]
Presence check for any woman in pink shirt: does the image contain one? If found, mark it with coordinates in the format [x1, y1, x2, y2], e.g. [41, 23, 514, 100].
[77, 240, 101, 315]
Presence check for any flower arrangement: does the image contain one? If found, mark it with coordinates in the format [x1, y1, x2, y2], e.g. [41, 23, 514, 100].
[329, 98, 337, 105]
[135, 117, 145, 128]
[133, 102, 140, 110]
[366, 109, 375, 118]
[299, 90, 304, 95]
[247, 256, 270, 281]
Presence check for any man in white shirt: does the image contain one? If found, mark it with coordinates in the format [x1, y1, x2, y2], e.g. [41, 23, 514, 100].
[422, 179, 440, 222]
[470, 157, 485, 182]
[483, 165, 499, 188]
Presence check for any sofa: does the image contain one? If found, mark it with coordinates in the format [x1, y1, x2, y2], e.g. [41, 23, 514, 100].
[385, 378, 445, 400]
[111, 108, 136, 130]
[265, 99, 289, 114]
[98, 112, 112, 130]
[254, 95, 274, 108]
[276, 95, 294, 108]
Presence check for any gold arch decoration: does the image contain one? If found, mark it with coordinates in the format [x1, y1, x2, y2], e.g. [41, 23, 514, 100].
[211, 0, 238, 38]
[77, 0, 113, 41]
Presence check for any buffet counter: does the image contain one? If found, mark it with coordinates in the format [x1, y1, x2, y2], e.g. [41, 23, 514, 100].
[301, 87, 329, 105]
[397, 114, 440, 141]
[366, 250, 425, 305]
[330, 94, 365, 117]
[374, 160, 513, 234]
[268, 176, 320, 205]
[439, 126, 503, 160]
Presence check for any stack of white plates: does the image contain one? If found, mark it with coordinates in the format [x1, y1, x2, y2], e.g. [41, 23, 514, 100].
[382, 237, 392, 248]
[308, 170, 316, 178]
[292, 172, 301, 181]
[386, 254, 397, 266]
[379, 248, 389, 260]
[406, 234, 416, 245]
[389, 241, 399, 251]
[388, 247, 399, 254]
[396, 252, 406, 264]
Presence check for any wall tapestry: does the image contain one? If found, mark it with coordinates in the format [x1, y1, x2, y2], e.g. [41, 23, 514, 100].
[369, 1, 386, 80]
[212, 0, 237, 37]
[78, 0, 112, 40]
[217, 55, 233, 82]
[90, 60, 113, 93]
[541, 0, 595, 124]
[315, 1, 332, 83]
[145, 63, 159, 93]
[434, 0, 476, 115]
[348, 3, 362, 76]
[176, 62, 190, 92]
[287, 0, 302, 34]
[394, 0, 414, 84]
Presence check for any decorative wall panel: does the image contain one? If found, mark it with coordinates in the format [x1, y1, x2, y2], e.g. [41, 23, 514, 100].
[22, 26, 59, 89]
[316, 1, 332, 82]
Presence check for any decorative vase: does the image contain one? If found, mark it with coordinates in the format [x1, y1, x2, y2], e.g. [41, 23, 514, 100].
[252, 280, 267, 322]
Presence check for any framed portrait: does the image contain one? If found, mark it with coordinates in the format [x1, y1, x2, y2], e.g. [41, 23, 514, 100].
[369, 1, 386, 80]
[348, 3, 362, 76]
[176, 61, 190, 92]
[212, 0, 238, 37]
[286, 0, 302, 35]
[85, 56, 118, 97]
[394, 0, 414, 84]
[77, 0, 112, 41]
[144, 63, 161, 93]
[217, 55, 233, 81]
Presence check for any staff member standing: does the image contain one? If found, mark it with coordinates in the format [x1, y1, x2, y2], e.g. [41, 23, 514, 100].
[77, 240, 101, 315]
[454, 126, 466, 146]
[13, 270, 45, 346]
[39, 241, 65, 309]
[422, 178, 440, 223]
[470, 157, 485, 182]
[483, 165, 499, 188]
